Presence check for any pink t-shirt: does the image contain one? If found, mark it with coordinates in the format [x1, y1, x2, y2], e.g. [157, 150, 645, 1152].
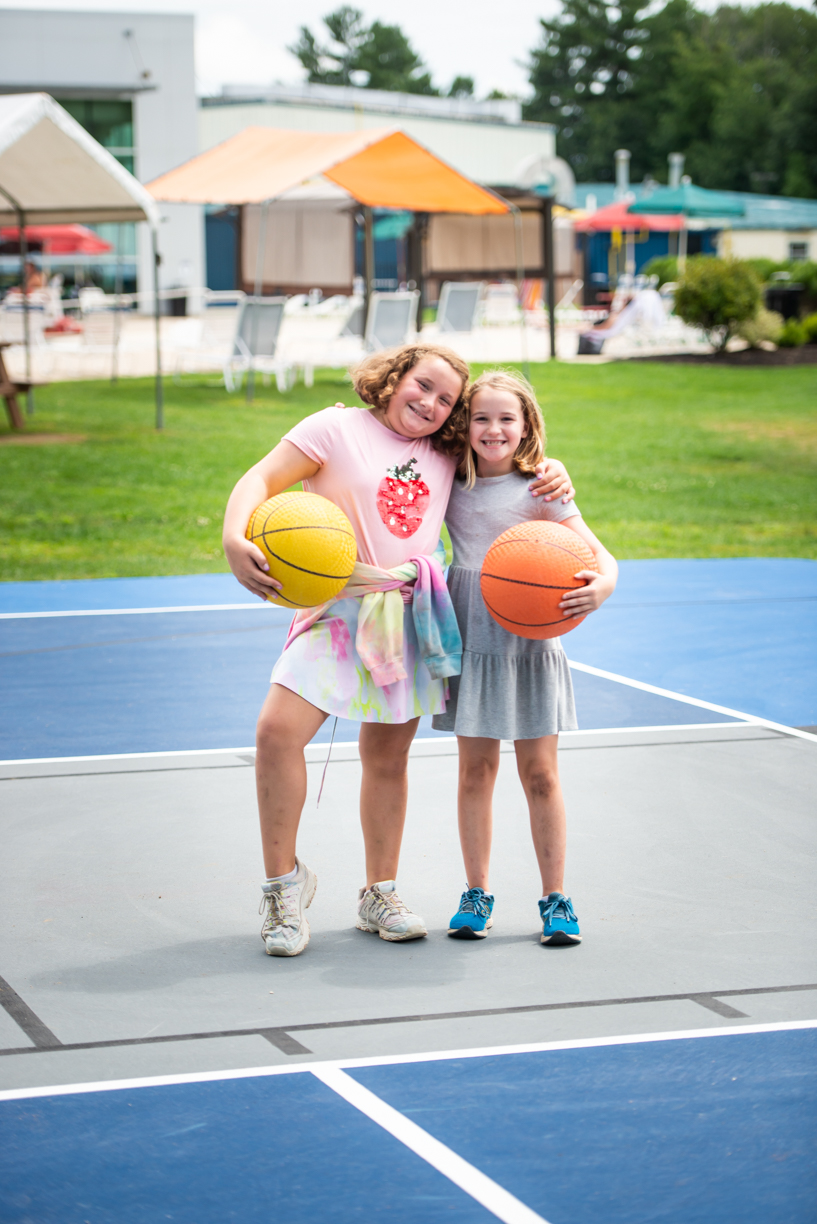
[283, 406, 456, 569]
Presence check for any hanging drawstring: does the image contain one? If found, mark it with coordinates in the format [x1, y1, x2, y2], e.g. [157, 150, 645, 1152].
[316, 716, 338, 808]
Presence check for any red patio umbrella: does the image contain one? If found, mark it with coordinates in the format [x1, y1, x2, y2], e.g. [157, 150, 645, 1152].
[573, 200, 684, 233]
[0, 223, 113, 253]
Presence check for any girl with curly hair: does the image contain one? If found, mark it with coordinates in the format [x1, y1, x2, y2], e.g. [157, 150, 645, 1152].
[223, 345, 572, 956]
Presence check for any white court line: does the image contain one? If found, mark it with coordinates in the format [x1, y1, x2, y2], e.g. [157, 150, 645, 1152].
[1, 1018, 814, 1103]
[567, 658, 817, 744]
[0, 603, 270, 620]
[0, 725, 759, 768]
[314, 1066, 550, 1224]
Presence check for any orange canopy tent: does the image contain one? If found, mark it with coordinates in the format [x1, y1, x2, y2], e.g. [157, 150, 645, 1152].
[146, 126, 508, 216]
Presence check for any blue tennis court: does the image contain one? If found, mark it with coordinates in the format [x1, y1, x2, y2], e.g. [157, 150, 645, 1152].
[1, 558, 815, 1222]
[1, 558, 815, 759]
[1, 1024, 814, 1223]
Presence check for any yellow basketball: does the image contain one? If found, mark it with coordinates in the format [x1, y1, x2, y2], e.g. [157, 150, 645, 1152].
[246, 491, 357, 609]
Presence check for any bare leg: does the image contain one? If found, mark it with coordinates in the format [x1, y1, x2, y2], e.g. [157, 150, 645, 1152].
[358, 718, 419, 886]
[255, 683, 328, 878]
[456, 737, 501, 891]
[514, 736, 566, 896]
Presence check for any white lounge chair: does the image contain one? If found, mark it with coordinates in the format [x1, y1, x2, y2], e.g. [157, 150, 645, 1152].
[437, 282, 483, 333]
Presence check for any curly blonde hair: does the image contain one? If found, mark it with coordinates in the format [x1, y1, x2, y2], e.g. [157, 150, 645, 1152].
[351, 343, 469, 456]
[457, 369, 547, 488]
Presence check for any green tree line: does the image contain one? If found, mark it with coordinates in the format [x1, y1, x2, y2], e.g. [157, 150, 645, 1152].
[525, 0, 817, 196]
[292, 2, 817, 197]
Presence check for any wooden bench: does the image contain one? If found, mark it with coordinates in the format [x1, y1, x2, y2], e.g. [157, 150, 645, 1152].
[0, 342, 46, 429]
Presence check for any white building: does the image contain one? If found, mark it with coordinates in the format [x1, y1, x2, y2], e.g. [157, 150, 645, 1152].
[0, 7, 203, 303]
[201, 83, 572, 197]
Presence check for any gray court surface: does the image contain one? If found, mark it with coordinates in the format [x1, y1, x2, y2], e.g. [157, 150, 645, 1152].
[1, 723, 815, 1092]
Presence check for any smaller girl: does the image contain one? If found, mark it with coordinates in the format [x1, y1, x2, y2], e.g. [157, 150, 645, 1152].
[432, 370, 617, 946]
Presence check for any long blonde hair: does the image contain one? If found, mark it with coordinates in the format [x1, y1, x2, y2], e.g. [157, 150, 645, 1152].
[351, 343, 469, 456]
[458, 369, 546, 488]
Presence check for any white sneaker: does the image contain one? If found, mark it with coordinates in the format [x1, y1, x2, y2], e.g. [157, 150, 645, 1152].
[259, 858, 317, 957]
[356, 880, 427, 941]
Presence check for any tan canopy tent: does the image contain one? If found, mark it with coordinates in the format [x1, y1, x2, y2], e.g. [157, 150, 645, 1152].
[148, 126, 512, 327]
[0, 93, 163, 424]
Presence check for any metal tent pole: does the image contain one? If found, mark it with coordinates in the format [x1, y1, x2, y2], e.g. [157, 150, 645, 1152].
[151, 225, 164, 430]
[508, 203, 529, 380]
[363, 205, 375, 335]
[112, 222, 123, 385]
[19, 212, 33, 413]
[247, 198, 270, 403]
[0, 186, 34, 414]
[543, 196, 556, 361]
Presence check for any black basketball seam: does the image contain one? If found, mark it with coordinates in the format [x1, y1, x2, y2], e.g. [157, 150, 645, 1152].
[269, 594, 312, 608]
[481, 593, 582, 628]
[256, 524, 355, 538]
[481, 574, 579, 591]
[257, 547, 355, 582]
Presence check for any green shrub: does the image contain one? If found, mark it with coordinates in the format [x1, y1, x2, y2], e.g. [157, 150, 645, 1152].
[736, 308, 784, 349]
[642, 255, 679, 287]
[777, 318, 808, 347]
[674, 257, 761, 351]
[745, 258, 779, 284]
[802, 312, 817, 343]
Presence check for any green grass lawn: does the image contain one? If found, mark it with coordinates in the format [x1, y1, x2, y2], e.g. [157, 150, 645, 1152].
[1, 362, 815, 581]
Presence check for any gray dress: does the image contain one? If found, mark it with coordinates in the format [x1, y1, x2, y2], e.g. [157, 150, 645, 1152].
[432, 471, 580, 740]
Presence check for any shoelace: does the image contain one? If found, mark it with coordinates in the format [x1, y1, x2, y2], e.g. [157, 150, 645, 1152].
[368, 887, 412, 926]
[458, 887, 491, 919]
[259, 883, 299, 932]
[540, 894, 577, 923]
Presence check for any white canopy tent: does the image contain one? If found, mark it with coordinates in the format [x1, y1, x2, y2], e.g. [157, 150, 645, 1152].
[0, 94, 163, 425]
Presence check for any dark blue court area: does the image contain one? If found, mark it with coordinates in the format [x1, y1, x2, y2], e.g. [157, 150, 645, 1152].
[2, 558, 814, 759]
[1, 1026, 814, 1224]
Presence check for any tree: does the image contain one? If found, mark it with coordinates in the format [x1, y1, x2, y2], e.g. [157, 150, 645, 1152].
[525, 1, 817, 197]
[524, 0, 695, 181]
[674, 257, 761, 350]
[288, 6, 367, 87]
[354, 21, 437, 93]
[290, 7, 438, 94]
[448, 76, 475, 98]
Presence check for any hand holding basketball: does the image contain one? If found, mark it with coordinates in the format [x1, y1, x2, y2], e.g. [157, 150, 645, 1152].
[224, 534, 283, 601]
[559, 569, 615, 619]
[480, 520, 600, 639]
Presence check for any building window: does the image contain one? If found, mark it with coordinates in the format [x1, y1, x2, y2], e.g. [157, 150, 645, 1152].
[789, 241, 808, 262]
[61, 99, 135, 174]
[58, 99, 138, 281]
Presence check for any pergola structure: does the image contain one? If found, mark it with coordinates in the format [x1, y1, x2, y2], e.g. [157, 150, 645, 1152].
[147, 126, 525, 352]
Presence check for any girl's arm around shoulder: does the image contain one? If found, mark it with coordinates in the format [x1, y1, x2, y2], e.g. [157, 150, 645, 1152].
[557, 516, 618, 621]
[527, 456, 575, 503]
[222, 441, 320, 600]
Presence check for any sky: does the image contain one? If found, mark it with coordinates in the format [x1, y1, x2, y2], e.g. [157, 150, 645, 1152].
[3, 0, 814, 99]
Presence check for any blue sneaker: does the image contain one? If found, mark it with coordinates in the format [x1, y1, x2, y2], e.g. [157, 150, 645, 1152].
[447, 886, 494, 940]
[539, 893, 581, 946]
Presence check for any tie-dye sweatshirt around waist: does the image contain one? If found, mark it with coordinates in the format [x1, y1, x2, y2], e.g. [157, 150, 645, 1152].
[284, 542, 462, 689]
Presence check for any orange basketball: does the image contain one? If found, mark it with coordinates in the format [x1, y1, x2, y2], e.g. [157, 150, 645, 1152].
[480, 520, 598, 639]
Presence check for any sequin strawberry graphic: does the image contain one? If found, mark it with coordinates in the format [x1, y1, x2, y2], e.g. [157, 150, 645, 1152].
[376, 458, 430, 539]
